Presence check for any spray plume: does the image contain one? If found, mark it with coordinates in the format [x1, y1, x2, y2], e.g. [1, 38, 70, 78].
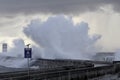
[24, 15, 101, 60]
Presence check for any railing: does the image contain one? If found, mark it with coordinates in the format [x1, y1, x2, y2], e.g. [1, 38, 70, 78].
[0, 64, 119, 80]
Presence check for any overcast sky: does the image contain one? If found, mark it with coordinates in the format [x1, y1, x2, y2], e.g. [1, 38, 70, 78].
[0, 0, 120, 51]
[0, 0, 120, 15]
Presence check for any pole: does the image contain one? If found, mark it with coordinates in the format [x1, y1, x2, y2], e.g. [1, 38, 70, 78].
[27, 44, 30, 80]
[25, 44, 31, 80]
[28, 58, 30, 80]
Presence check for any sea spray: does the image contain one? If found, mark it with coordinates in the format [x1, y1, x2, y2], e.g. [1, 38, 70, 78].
[24, 15, 101, 59]
[0, 15, 101, 68]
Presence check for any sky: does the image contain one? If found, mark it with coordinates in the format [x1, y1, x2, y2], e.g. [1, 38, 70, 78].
[0, 0, 120, 52]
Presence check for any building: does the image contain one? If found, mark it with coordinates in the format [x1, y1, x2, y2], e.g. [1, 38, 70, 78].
[93, 52, 115, 62]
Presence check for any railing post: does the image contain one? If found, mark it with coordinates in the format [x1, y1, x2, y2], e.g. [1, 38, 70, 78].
[68, 71, 71, 80]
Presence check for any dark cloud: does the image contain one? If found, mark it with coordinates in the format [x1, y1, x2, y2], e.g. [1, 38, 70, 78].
[0, 0, 120, 15]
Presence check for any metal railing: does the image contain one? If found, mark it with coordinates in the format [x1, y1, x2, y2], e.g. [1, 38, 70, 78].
[0, 64, 118, 80]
